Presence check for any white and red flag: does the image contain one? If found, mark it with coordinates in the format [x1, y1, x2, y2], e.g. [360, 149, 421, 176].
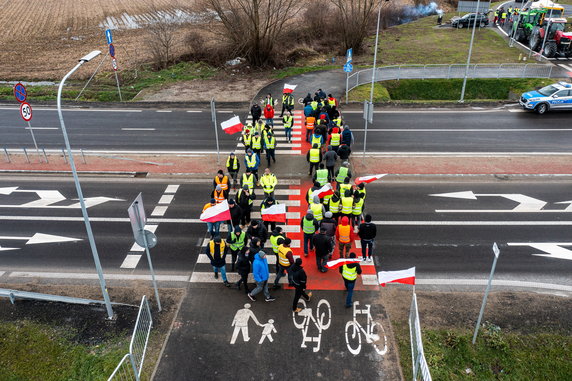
[377, 267, 416, 286]
[220, 116, 243, 135]
[200, 200, 231, 222]
[261, 203, 287, 223]
[283, 84, 297, 94]
[355, 174, 387, 185]
[325, 258, 361, 269]
[310, 183, 334, 200]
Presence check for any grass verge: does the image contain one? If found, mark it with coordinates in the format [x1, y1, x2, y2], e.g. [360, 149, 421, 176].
[394, 322, 572, 380]
[347, 78, 555, 102]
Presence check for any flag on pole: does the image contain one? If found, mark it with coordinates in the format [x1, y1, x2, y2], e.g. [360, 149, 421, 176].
[325, 258, 361, 269]
[377, 267, 416, 286]
[283, 84, 297, 94]
[200, 200, 231, 222]
[261, 203, 287, 222]
[310, 183, 334, 200]
[220, 116, 243, 135]
[355, 174, 387, 185]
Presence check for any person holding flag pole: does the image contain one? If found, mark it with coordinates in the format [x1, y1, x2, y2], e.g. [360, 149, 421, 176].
[325, 253, 362, 307]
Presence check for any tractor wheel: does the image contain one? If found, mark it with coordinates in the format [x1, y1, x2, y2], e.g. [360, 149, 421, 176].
[543, 41, 557, 58]
[535, 103, 549, 115]
[530, 27, 542, 51]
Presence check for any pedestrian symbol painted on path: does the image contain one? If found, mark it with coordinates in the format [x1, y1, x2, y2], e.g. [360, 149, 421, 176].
[230, 303, 276, 345]
[292, 299, 331, 352]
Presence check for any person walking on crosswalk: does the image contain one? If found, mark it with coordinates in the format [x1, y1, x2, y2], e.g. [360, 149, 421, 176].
[263, 132, 277, 167]
[280, 91, 294, 117]
[248, 250, 275, 302]
[283, 114, 294, 143]
[273, 237, 295, 289]
[300, 211, 319, 257]
[336, 216, 353, 258]
[340, 252, 362, 308]
[244, 149, 260, 183]
[237, 185, 255, 227]
[250, 103, 262, 124]
[358, 215, 376, 262]
[264, 103, 275, 128]
[226, 153, 240, 190]
[227, 225, 247, 272]
[307, 144, 322, 176]
[206, 236, 231, 287]
[292, 258, 312, 313]
[259, 168, 277, 199]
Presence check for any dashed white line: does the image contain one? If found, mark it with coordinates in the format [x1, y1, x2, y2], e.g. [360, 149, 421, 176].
[158, 195, 175, 204]
[120, 254, 142, 269]
[121, 128, 156, 131]
[165, 185, 180, 193]
[151, 205, 168, 217]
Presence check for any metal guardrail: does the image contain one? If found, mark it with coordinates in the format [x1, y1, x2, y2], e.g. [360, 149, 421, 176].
[109, 295, 153, 381]
[409, 292, 432, 381]
[347, 63, 557, 92]
[0, 288, 126, 306]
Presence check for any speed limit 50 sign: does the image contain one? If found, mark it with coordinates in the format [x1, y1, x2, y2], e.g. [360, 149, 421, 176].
[20, 102, 32, 122]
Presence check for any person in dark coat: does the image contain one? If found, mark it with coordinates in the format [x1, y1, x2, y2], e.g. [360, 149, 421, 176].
[358, 214, 377, 262]
[247, 219, 268, 247]
[227, 199, 243, 234]
[341, 125, 354, 146]
[312, 227, 333, 272]
[251, 103, 262, 124]
[292, 258, 312, 312]
[337, 144, 351, 161]
[235, 250, 251, 294]
[246, 237, 261, 263]
[205, 236, 231, 287]
[303, 93, 313, 106]
[237, 185, 256, 227]
[320, 211, 337, 257]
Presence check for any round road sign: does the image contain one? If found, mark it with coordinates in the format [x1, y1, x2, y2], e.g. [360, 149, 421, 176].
[20, 102, 32, 122]
[14, 83, 27, 103]
[109, 43, 115, 58]
[112, 58, 118, 71]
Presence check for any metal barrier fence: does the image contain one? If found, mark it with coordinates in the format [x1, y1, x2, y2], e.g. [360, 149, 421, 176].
[109, 295, 153, 381]
[409, 292, 432, 381]
[347, 63, 558, 92]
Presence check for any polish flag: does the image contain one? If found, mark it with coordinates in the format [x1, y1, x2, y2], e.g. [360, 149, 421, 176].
[325, 258, 361, 269]
[261, 203, 287, 222]
[200, 199, 231, 222]
[377, 267, 416, 286]
[311, 183, 334, 200]
[355, 174, 387, 185]
[220, 116, 243, 135]
[283, 84, 297, 94]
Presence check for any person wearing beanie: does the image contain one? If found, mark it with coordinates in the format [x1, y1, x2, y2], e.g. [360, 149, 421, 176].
[244, 149, 260, 183]
[356, 182, 367, 201]
[335, 216, 353, 258]
[328, 192, 341, 221]
[227, 199, 243, 234]
[269, 227, 285, 273]
[358, 214, 377, 262]
[242, 124, 253, 153]
[274, 237, 295, 289]
[323, 146, 338, 181]
[306, 143, 323, 176]
[235, 247, 251, 294]
[237, 185, 256, 227]
[313, 163, 329, 187]
[213, 169, 230, 193]
[300, 211, 319, 257]
[227, 225, 247, 272]
[246, 237, 261, 263]
[260, 196, 279, 231]
[340, 190, 355, 223]
[292, 258, 312, 313]
[210, 183, 228, 204]
[203, 198, 221, 238]
[250, 102, 262, 124]
[352, 193, 365, 228]
[206, 235, 231, 287]
[226, 153, 240, 190]
[241, 168, 255, 193]
[337, 143, 352, 161]
[249, 250, 275, 302]
[247, 219, 268, 247]
[309, 195, 325, 222]
[306, 181, 322, 204]
[320, 211, 337, 257]
[341, 124, 354, 147]
[313, 226, 333, 272]
[335, 161, 352, 184]
[340, 252, 362, 307]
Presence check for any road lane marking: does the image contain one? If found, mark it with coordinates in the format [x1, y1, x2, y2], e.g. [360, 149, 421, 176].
[165, 185, 180, 193]
[351, 128, 572, 132]
[186, 110, 203, 113]
[121, 128, 156, 131]
[156, 110, 172, 113]
[120, 254, 142, 269]
[158, 195, 175, 204]
[151, 205, 168, 216]
[558, 63, 572, 72]
[415, 278, 572, 292]
[7, 271, 190, 282]
[24, 127, 58, 130]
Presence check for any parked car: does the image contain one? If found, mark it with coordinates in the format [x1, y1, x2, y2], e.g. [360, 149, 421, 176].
[451, 13, 490, 28]
[520, 81, 572, 114]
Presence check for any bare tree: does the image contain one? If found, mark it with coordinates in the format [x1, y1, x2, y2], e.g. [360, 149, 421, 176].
[199, 0, 301, 67]
[147, 19, 178, 69]
[331, 0, 383, 54]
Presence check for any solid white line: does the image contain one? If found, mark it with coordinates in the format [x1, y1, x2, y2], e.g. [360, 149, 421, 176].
[186, 110, 203, 113]
[158, 195, 175, 204]
[8, 271, 190, 282]
[156, 110, 172, 113]
[364, 152, 572, 157]
[416, 278, 572, 292]
[24, 127, 58, 130]
[121, 128, 155, 131]
[351, 128, 572, 132]
[151, 205, 168, 217]
[374, 220, 572, 226]
[120, 254, 142, 269]
[165, 185, 180, 193]
[342, 110, 506, 114]
[252, 199, 300, 207]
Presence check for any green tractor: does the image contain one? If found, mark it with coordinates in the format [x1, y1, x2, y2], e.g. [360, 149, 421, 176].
[510, 9, 546, 43]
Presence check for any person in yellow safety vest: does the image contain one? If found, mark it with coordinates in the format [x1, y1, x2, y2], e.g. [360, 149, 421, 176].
[338, 178, 353, 197]
[313, 163, 329, 187]
[332, 116, 342, 127]
[340, 189, 354, 223]
[340, 252, 362, 307]
[326, 93, 338, 120]
[259, 168, 278, 198]
[310, 195, 326, 222]
[227, 225, 247, 272]
[335, 162, 352, 184]
[311, 131, 324, 150]
[352, 193, 365, 227]
[494, 9, 499, 24]
[356, 182, 367, 202]
[264, 93, 275, 106]
[329, 127, 342, 153]
[251, 131, 262, 157]
[307, 144, 323, 176]
[328, 192, 341, 220]
[335, 216, 353, 258]
[305, 116, 316, 142]
[242, 127, 252, 153]
[280, 92, 295, 117]
[226, 153, 240, 190]
[205, 235, 231, 286]
[269, 226, 285, 271]
[306, 181, 321, 204]
[501, 10, 507, 26]
[254, 119, 265, 135]
[264, 132, 277, 167]
[283, 114, 294, 143]
[241, 168, 255, 193]
[211, 184, 228, 204]
[213, 169, 230, 192]
[310, 99, 318, 111]
[300, 211, 319, 257]
[273, 237, 295, 288]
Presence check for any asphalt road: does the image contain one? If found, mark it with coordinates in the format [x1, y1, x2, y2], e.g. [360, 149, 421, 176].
[1, 176, 571, 292]
[2, 106, 572, 154]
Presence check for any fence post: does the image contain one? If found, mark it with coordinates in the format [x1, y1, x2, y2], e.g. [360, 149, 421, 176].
[62, 148, 68, 164]
[548, 65, 553, 78]
[80, 149, 86, 164]
[522, 64, 527, 78]
[4, 148, 10, 163]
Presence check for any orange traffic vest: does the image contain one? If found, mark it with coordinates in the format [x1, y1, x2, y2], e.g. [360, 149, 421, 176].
[213, 190, 225, 203]
[306, 116, 316, 130]
[215, 175, 229, 191]
[338, 224, 351, 243]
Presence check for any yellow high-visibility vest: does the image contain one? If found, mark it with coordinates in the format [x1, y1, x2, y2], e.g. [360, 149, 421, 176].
[252, 136, 262, 149]
[309, 148, 320, 163]
[341, 196, 353, 214]
[278, 245, 292, 267]
[310, 202, 323, 221]
[342, 264, 357, 281]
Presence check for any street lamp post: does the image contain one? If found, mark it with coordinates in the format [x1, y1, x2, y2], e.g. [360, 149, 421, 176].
[459, 0, 481, 103]
[57, 50, 114, 319]
[363, 5, 382, 158]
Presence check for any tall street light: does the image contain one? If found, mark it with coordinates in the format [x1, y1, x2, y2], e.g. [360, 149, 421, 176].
[459, 0, 481, 103]
[364, 4, 383, 158]
[57, 50, 114, 319]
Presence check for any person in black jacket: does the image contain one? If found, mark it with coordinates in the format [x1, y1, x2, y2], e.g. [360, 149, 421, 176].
[292, 258, 312, 312]
[312, 227, 333, 272]
[251, 103, 262, 124]
[235, 250, 251, 294]
[358, 214, 377, 262]
[237, 186, 256, 227]
[205, 236, 231, 287]
[246, 237, 261, 263]
[227, 199, 243, 235]
[337, 143, 351, 161]
[247, 220, 267, 247]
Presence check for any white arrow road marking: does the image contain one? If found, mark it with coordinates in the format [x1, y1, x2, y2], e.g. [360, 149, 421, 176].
[0, 187, 124, 208]
[0, 246, 19, 251]
[507, 242, 572, 261]
[68, 197, 125, 208]
[555, 201, 572, 211]
[0, 233, 82, 245]
[431, 191, 549, 212]
[0, 187, 19, 195]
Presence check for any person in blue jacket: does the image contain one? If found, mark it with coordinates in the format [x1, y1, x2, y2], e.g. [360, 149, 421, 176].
[248, 250, 275, 302]
[341, 125, 354, 147]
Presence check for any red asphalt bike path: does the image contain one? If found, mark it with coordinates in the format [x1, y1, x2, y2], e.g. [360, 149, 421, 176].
[285, 110, 379, 291]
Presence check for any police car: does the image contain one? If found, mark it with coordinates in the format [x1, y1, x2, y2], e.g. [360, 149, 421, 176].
[519, 81, 572, 114]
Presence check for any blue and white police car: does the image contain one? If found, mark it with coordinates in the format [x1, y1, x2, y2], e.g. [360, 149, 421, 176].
[519, 81, 572, 114]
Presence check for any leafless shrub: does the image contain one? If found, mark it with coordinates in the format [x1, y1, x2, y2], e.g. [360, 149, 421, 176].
[331, 0, 383, 54]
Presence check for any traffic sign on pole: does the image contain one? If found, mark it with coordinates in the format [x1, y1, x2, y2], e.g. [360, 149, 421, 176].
[13, 83, 27, 103]
[111, 58, 118, 71]
[346, 48, 353, 64]
[19, 102, 32, 122]
[109, 43, 115, 58]
[343, 63, 353, 73]
[105, 29, 113, 45]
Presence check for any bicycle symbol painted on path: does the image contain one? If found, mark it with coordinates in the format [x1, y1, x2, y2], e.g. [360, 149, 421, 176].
[292, 298, 331, 352]
[345, 301, 388, 356]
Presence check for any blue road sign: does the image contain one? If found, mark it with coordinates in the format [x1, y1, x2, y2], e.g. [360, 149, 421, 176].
[343, 63, 353, 73]
[109, 43, 115, 58]
[13, 83, 27, 103]
[105, 29, 113, 45]
[346, 48, 353, 64]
